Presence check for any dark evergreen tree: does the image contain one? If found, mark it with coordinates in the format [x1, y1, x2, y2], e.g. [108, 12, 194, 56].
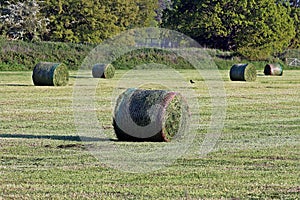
[162, 0, 296, 60]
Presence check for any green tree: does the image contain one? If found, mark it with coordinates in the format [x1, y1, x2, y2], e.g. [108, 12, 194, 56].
[41, 0, 158, 43]
[290, 8, 300, 48]
[162, 0, 295, 60]
[235, 0, 295, 60]
[156, 0, 172, 23]
[41, 0, 118, 43]
[289, 0, 300, 7]
[136, 0, 159, 26]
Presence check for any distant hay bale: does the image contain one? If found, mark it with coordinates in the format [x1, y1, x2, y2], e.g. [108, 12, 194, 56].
[32, 62, 69, 86]
[230, 63, 257, 82]
[113, 88, 189, 142]
[264, 63, 283, 76]
[92, 64, 115, 78]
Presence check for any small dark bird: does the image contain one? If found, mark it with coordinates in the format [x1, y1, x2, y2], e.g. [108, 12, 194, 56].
[190, 79, 195, 84]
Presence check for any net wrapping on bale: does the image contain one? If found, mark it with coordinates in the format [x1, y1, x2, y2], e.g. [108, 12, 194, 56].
[92, 63, 115, 78]
[113, 88, 189, 142]
[230, 63, 256, 82]
[264, 63, 283, 76]
[32, 62, 69, 86]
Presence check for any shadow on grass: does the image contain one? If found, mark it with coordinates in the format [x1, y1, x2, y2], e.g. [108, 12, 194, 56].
[257, 73, 266, 77]
[69, 75, 93, 79]
[0, 84, 32, 87]
[0, 133, 111, 142]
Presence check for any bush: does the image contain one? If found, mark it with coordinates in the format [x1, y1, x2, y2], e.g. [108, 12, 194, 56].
[0, 37, 295, 71]
[0, 38, 94, 71]
[111, 48, 194, 70]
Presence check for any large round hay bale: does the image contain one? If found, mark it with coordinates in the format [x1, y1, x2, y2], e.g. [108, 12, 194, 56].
[229, 63, 257, 82]
[32, 62, 69, 86]
[92, 64, 115, 78]
[264, 63, 283, 76]
[113, 88, 189, 142]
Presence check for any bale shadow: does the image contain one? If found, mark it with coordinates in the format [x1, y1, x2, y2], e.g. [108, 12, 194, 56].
[0, 84, 32, 87]
[69, 75, 93, 79]
[0, 133, 110, 142]
[257, 73, 266, 77]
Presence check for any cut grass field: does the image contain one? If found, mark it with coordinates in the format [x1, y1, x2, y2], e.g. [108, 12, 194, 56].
[0, 69, 299, 199]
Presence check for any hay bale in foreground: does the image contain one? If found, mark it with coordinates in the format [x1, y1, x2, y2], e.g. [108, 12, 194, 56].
[230, 63, 257, 82]
[113, 88, 189, 142]
[92, 64, 115, 78]
[264, 63, 283, 76]
[32, 62, 69, 86]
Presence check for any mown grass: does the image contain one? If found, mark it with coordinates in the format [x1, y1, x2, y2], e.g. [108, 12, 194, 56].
[0, 69, 299, 199]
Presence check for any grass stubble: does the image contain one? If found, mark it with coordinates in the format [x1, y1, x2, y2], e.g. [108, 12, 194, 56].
[0, 70, 299, 199]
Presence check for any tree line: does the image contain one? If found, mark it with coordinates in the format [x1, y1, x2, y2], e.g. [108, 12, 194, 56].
[0, 0, 299, 60]
[0, 0, 160, 43]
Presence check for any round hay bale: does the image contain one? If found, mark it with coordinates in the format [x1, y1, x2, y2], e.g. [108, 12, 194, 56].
[32, 62, 69, 86]
[113, 88, 189, 142]
[264, 63, 283, 76]
[229, 63, 257, 82]
[92, 64, 115, 79]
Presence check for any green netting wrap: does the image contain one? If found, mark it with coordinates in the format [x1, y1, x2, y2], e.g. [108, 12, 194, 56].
[92, 64, 115, 78]
[230, 63, 257, 82]
[264, 63, 283, 76]
[113, 88, 189, 142]
[32, 62, 69, 86]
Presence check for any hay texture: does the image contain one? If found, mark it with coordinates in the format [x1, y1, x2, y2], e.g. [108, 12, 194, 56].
[113, 88, 189, 142]
[230, 63, 257, 82]
[264, 63, 283, 76]
[92, 64, 115, 78]
[32, 62, 69, 86]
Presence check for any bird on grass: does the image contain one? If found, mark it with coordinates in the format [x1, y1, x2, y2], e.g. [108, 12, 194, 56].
[190, 79, 195, 84]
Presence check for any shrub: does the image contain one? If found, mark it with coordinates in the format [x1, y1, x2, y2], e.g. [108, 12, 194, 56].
[0, 38, 93, 71]
[111, 48, 193, 70]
